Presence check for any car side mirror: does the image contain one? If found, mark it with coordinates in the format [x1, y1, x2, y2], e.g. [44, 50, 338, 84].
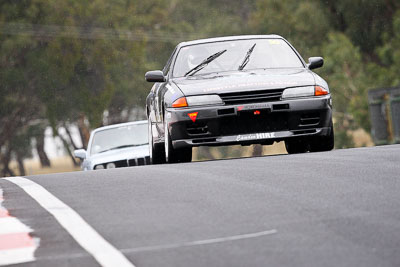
[74, 149, 86, 159]
[145, 70, 166, 82]
[308, 57, 324, 70]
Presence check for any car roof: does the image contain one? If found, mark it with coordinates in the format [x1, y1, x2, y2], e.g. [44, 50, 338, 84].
[91, 120, 147, 134]
[177, 34, 284, 48]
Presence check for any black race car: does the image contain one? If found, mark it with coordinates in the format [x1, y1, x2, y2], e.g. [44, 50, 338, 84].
[146, 35, 334, 163]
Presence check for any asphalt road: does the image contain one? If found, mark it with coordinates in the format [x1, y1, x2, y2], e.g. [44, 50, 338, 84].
[1, 145, 400, 267]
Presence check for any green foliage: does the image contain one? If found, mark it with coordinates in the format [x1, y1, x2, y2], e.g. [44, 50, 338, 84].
[372, 11, 400, 87]
[319, 0, 400, 55]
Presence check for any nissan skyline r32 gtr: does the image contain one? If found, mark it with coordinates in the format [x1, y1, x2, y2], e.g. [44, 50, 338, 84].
[146, 35, 334, 164]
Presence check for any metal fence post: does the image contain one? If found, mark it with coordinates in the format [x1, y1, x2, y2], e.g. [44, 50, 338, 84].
[390, 88, 400, 144]
[368, 88, 390, 145]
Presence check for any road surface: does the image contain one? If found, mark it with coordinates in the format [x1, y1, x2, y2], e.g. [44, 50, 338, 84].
[1, 145, 399, 266]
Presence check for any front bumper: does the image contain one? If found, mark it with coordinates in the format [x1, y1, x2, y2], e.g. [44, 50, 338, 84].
[90, 156, 151, 170]
[166, 95, 332, 149]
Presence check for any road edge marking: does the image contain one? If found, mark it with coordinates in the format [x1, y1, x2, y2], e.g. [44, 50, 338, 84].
[4, 177, 135, 267]
[0, 247, 37, 266]
[0, 217, 33, 235]
[0, 188, 38, 266]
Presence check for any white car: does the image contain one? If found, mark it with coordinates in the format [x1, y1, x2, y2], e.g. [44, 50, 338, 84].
[74, 121, 150, 170]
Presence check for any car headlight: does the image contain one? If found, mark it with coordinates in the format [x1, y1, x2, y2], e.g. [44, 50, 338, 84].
[187, 95, 223, 106]
[106, 163, 116, 169]
[172, 95, 223, 107]
[94, 164, 105, 170]
[281, 86, 329, 99]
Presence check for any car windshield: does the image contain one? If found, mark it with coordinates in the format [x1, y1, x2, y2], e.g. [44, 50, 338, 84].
[90, 123, 148, 155]
[173, 38, 304, 77]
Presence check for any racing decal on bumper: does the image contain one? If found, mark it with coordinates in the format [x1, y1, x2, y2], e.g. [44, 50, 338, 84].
[236, 132, 276, 141]
[237, 103, 271, 112]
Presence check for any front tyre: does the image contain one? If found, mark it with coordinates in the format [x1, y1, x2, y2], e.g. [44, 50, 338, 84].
[164, 122, 192, 163]
[309, 124, 334, 152]
[285, 138, 309, 154]
[148, 119, 165, 164]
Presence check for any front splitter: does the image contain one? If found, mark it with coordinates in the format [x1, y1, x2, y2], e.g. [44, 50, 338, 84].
[173, 127, 329, 149]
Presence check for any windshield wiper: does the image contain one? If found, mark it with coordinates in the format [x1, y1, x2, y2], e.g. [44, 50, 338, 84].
[98, 143, 147, 154]
[185, 49, 227, 77]
[238, 43, 256, 71]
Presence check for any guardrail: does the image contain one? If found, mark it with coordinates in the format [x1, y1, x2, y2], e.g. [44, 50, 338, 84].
[368, 87, 400, 145]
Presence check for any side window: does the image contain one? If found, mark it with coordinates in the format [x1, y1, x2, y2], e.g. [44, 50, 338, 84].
[163, 47, 177, 76]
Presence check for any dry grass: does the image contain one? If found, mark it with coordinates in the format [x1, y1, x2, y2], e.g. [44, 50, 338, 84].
[349, 128, 374, 147]
[9, 156, 80, 176]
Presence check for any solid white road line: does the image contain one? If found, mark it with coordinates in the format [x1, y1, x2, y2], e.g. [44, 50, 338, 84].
[121, 229, 278, 253]
[4, 177, 135, 267]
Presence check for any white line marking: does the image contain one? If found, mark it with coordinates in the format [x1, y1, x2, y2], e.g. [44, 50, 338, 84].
[121, 229, 277, 253]
[0, 247, 36, 266]
[0, 217, 32, 235]
[4, 177, 135, 267]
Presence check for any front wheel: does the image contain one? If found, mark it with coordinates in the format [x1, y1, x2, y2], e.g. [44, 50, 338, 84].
[285, 138, 309, 154]
[309, 125, 334, 152]
[148, 119, 165, 164]
[164, 122, 192, 163]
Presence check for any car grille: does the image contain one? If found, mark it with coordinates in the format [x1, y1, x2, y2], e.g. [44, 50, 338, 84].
[219, 89, 284, 105]
[128, 156, 150, 166]
[220, 111, 289, 135]
[94, 156, 150, 169]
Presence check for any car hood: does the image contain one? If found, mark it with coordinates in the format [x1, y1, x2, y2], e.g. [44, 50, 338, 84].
[173, 68, 316, 96]
[88, 145, 149, 166]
